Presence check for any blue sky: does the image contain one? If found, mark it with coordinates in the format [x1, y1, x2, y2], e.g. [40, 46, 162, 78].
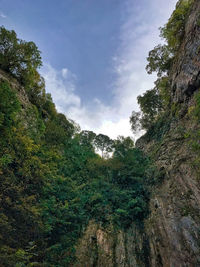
[0, 0, 177, 139]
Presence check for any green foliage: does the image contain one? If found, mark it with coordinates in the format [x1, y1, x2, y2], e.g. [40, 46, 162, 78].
[185, 91, 200, 177]
[79, 130, 96, 147]
[160, 0, 193, 52]
[154, 76, 171, 109]
[0, 26, 42, 85]
[0, 27, 158, 266]
[146, 0, 193, 78]
[0, 79, 154, 265]
[41, 175, 84, 265]
[0, 81, 46, 265]
[26, 71, 46, 107]
[113, 136, 134, 157]
[129, 111, 141, 134]
[146, 45, 173, 77]
[44, 113, 75, 145]
[130, 88, 163, 131]
[131, 0, 194, 134]
[38, 135, 153, 265]
[138, 89, 163, 128]
[130, 75, 171, 133]
[147, 115, 172, 141]
[0, 81, 20, 129]
[193, 90, 200, 121]
[146, 0, 193, 79]
[81, 147, 151, 227]
[94, 133, 114, 157]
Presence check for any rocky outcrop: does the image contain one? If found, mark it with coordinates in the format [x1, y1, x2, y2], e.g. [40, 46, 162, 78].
[138, 0, 200, 265]
[74, 221, 149, 267]
[143, 115, 200, 267]
[171, 0, 200, 103]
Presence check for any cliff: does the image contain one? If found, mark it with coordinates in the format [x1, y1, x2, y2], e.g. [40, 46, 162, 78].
[141, 1, 200, 265]
[0, 1, 200, 266]
[74, 1, 200, 266]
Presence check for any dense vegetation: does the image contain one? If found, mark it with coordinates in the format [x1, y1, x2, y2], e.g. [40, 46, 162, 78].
[0, 27, 156, 266]
[185, 90, 200, 177]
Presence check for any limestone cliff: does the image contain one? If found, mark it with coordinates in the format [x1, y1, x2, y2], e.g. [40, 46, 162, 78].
[74, 1, 200, 266]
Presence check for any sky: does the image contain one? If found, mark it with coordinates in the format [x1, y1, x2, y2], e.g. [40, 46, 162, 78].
[0, 0, 177, 139]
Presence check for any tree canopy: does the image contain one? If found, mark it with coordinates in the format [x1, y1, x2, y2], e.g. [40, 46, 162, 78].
[94, 133, 114, 157]
[0, 26, 42, 85]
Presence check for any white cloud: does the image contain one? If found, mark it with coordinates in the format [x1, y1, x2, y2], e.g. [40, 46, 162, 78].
[41, 64, 80, 113]
[0, 12, 7, 19]
[112, 0, 177, 115]
[41, 0, 177, 140]
[41, 63, 131, 139]
[62, 68, 68, 78]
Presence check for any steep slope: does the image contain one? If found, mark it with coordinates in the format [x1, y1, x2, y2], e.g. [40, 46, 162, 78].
[75, 1, 200, 266]
[140, 0, 200, 266]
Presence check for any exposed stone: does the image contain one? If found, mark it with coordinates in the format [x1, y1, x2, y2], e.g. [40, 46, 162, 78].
[74, 221, 148, 267]
[171, 0, 200, 103]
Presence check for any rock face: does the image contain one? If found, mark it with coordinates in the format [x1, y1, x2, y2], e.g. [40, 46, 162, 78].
[143, 116, 200, 267]
[73, 221, 149, 267]
[171, 0, 200, 103]
[75, 1, 200, 266]
[141, 1, 200, 265]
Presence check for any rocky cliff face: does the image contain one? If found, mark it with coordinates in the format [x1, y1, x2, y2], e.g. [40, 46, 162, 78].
[171, 0, 200, 103]
[73, 221, 149, 267]
[141, 1, 200, 265]
[75, 1, 200, 266]
[143, 116, 200, 267]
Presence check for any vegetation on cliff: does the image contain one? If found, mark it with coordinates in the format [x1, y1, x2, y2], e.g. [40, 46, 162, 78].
[130, 0, 194, 136]
[0, 27, 155, 266]
[0, 0, 198, 265]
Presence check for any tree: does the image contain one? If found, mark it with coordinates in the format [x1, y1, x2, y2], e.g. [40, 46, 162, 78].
[25, 70, 46, 108]
[0, 26, 42, 85]
[94, 134, 113, 158]
[138, 89, 162, 123]
[160, 0, 193, 52]
[146, 44, 173, 77]
[130, 88, 163, 132]
[154, 76, 171, 109]
[44, 113, 74, 145]
[113, 136, 134, 158]
[79, 130, 96, 147]
[146, 0, 193, 78]
[129, 111, 142, 134]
